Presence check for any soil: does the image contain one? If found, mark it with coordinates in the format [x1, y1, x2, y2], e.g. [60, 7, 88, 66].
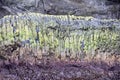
[0, 59, 120, 80]
[0, 43, 120, 80]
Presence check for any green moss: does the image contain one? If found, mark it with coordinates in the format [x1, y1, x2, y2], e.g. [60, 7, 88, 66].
[0, 13, 120, 53]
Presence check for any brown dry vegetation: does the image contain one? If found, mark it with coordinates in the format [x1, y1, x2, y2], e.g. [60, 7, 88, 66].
[0, 42, 120, 80]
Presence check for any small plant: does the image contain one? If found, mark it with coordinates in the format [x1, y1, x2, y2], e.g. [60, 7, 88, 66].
[0, 13, 120, 61]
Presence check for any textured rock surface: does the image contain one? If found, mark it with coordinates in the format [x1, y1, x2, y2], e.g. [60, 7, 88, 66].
[0, 0, 120, 19]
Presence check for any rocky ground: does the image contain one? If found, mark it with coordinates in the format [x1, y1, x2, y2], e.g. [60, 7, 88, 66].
[0, 42, 120, 80]
[0, 58, 120, 80]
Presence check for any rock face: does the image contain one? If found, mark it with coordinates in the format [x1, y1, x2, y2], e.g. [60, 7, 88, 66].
[0, 0, 120, 19]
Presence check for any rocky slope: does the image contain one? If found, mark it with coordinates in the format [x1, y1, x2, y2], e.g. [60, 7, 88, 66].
[0, 0, 120, 19]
